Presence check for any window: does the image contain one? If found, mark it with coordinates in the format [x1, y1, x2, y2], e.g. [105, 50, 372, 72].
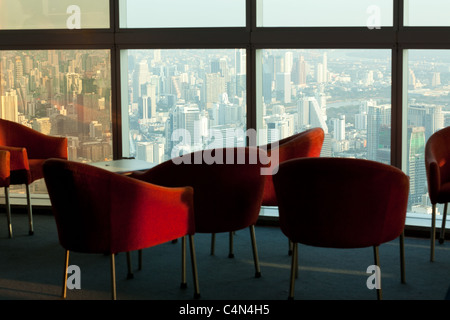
[121, 49, 247, 163]
[257, 0, 393, 27]
[404, 0, 450, 26]
[0, 49, 112, 197]
[257, 49, 391, 162]
[405, 50, 450, 221]
[0, 0, 110, 30]
[120, 0, 246, 28]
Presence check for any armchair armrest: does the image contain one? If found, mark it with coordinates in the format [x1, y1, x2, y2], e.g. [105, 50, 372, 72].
[109, 173, 195, 253]
[0, 150, 10, 185]
[0, 146, 29, 171]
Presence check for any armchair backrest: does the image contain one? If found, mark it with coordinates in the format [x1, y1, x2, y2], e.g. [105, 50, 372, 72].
[135, 147, 270, 233]
[425, 126, 450, 204]
[274, 157, 409, 248]
[260, 127, 325, 206]
[43, 159, 195, 254]
[0, 118, 68, 160]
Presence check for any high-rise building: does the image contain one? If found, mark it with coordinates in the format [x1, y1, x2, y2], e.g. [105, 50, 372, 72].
[276, 72, 291, 104]
[333, 115, 346, 141]
[367, 102, 391, 163]
[1, 89, 19, 122]
[407, 126, 427, 208]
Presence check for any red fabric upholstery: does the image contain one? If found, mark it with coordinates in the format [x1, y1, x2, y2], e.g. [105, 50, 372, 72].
[260, 128, 324, 206]
[273, 157, 409, 248]
[0, 118, 68, 185]
[130, 147, 269, 234]
[0, 150, 10, 187]
[43, 159, 195, 254]
[425, 126, 450, 205]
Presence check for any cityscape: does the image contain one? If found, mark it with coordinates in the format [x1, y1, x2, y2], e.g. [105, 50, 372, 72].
[1, 48, 449, 216]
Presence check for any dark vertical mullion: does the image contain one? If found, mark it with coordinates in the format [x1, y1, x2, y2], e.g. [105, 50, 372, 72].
[111, 0, 122, 159]
[391, 0, 404, 170]
[246, 0, 257, 140]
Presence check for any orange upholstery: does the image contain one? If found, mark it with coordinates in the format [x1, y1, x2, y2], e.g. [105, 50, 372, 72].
[130, 147, 269, 278]
[260, 128, 324, 206]
[43, 158, 199, 300]
[425, 126, 450, 261]
[0, 118, 68, 236]
[273, 157, 409, 299]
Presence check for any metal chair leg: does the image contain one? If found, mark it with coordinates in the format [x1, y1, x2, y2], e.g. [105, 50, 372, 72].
[181, 237, 187, 289]
[62, 250, 69, 299]
[431, 204, 437, 262]
[126, 252, 134, 279]
[5, 187, 12, 238]
[25, 184, 34, 235]
[188, 235, 200, 299]
[111, 253, 117, 300]
[373, 246, 382, 300]
[228, 231, 234, 258]
[439, 203, 448, 244]
[288, 242, 298, 300]
[250, 225, 261, 278]
[400, 231, 406, 284]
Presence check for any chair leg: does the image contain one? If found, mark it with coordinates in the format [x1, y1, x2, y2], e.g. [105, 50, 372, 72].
[111, 253, 117, 300]
[5, 187, 12, 238]
[288, 242, 298, 300]
[25, 184, 34, 235]
[439, 203, 448, 244]
[181, 237, 187, 289]
[138, 249, 143, 270]
[249, 225, 261, 278]
[431, 204, 437, 262]
[288, 240, 293, 256]
[210, 233, 216, 255]
[229, 232, 234, 258]
[400, 231, 406, 284]
[373, 246, 382, 300]
[62, 250, 69, 299]
[126, 252, 134, 279]
[188, 235, 200, 299]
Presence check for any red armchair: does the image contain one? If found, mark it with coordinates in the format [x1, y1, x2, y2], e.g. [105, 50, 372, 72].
[0, 118, 68, 236]
[273, 157, 409, 299]
[212, 128, 325, 256]
[130, 147, 269, 278]
[425, 126, 450, 262]
[0, 150, 12, 238]
[43, 159, 199, 300]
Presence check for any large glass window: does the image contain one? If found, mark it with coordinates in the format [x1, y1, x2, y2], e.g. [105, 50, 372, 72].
[0, 49, 112, 196]
[257, 49, 392, 160]
[0, 0, 110, 30]
[257, 0, 393, 28]
[120, 0, 246, 28]
[404, 0, 450, 26]
[405, 50, 450, 222]
[121, 49, 247, 163]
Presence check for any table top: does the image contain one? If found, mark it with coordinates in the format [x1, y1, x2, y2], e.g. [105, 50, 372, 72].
[90, 159, 155, 174]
